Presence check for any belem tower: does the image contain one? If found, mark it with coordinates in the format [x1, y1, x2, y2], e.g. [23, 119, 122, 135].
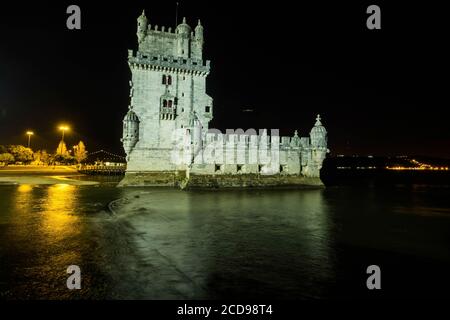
[119, 11, 329, 188]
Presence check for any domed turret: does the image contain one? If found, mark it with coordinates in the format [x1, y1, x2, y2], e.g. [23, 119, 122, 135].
[195, 19, 204, 42]
[290, 130, 301, 148]
[310, 114, 327, 148]
[191, 19, 204, 59]
[176, 17, 191, 35]
[176, 17, 191, 58]
[137, 10, 148, 43]
[122, 109, 140, 157]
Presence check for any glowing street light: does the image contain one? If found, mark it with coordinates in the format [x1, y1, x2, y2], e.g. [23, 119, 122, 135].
[59, 125, 69, 142]
[26, 131, 34, 148]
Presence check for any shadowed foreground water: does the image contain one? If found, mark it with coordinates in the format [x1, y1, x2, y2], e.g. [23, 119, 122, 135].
[1, 181, 450, 299]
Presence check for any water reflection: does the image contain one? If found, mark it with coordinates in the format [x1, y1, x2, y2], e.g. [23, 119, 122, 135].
[40, 184, 80, 239]
[4, 183, 450, 299]
[122, 189, 335, 299]
[7, 183, 84, 298]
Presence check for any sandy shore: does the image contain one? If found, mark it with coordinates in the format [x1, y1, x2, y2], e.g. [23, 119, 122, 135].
[0, 165, 78, 175]
[0, 165, 98, 185]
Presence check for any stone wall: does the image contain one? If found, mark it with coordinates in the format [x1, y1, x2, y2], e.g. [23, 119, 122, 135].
[118, 171, 324, 189]
[183, 173, 324, 189]
[117, 171, 186, 187]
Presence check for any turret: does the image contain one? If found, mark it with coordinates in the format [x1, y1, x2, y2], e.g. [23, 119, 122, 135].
[191, 19, 204, 59]
[176, 17, 191, 58]
[310, 114, 327, 148]
[290, 130, 301, 148]
[303, 114, 328, 178]
[137, 10, 148, 43]
[121, 109, 140, 159]
[195, 20, 204, 44]
[186, 111, 203, 164]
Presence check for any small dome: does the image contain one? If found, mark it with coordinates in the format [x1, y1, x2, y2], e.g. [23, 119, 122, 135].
[290, 130, 301, 147]
[176, 17, 191, 34]
[310, 114, 327, 135]
[195, 19, 203, 31]
[124, 109, 139, 122]
[137, 10, 147, 22]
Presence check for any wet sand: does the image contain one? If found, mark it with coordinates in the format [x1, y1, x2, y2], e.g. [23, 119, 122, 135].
[0, 166, 98, 185]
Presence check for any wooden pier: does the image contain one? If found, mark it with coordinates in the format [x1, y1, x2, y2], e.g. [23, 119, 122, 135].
[78, 150, 127, 175]
[78, 164, 126, 175]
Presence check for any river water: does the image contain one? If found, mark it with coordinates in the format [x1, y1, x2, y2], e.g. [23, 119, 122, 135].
[1, 178, 450, 299]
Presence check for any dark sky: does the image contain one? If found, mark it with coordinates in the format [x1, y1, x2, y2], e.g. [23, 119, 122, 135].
[0, 1, 449, 157]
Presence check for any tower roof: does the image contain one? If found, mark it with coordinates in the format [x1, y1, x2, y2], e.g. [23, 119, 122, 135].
[315, 114, 322, 126]
[310, 114, 327, 135]
[176, 17, 191, 33]
[124, 109, 139, 122]
[138, 9, 147, 21]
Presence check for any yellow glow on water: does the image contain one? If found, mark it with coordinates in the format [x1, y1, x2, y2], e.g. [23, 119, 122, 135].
[12, 183, 82, 279]
[17, 184, 33, 193]
[41, 184, 80, 236]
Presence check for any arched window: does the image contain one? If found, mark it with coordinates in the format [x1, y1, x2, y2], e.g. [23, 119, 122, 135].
[162, 75, 166, 85]
[163, 99, 167, 108]
[168, 100, 173, 108]
[167, 75, 172, 85]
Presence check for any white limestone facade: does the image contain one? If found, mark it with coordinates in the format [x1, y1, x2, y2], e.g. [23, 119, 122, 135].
[121, 11, 329, 185]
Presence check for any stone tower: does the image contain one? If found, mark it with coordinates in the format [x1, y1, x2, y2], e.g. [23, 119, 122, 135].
[122, 11, 213, 172]
[120, 11, 329, 188]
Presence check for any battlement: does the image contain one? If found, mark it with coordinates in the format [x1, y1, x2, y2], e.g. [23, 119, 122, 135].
[136, 11, 204, 60]
[203, 133, 305, 150]
[146, 24, 177, 36]
[128, 50, 210, 75]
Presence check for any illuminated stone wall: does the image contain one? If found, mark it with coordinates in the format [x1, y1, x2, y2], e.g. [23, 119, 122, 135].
[121, 11, 329, 185]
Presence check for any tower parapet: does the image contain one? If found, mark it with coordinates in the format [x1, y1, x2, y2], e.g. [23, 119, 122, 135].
[128, 50, 210, 75]
[135, 15, 205, 61]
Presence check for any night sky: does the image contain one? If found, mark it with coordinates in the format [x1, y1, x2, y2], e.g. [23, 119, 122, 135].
[0, 1, 448, 157]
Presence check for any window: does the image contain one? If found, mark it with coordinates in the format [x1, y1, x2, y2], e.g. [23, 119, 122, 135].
[205, 106, 211, 113]
[182, 93, 184, 97]
[167, 75, 172, 85]
[215, 164, 221, 172]
[174, 98, 178, 105]
[162, 75, 166, 85]
[163, 100, 167, 108]
[168, 100, 173, 108]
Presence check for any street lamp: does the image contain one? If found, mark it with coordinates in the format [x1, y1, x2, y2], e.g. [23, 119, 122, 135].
[59, 125, 69, 141]
[26, 131, 34, 148]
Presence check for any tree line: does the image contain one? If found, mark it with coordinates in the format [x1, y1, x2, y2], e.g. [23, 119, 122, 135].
[0, 141, 87, 166]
